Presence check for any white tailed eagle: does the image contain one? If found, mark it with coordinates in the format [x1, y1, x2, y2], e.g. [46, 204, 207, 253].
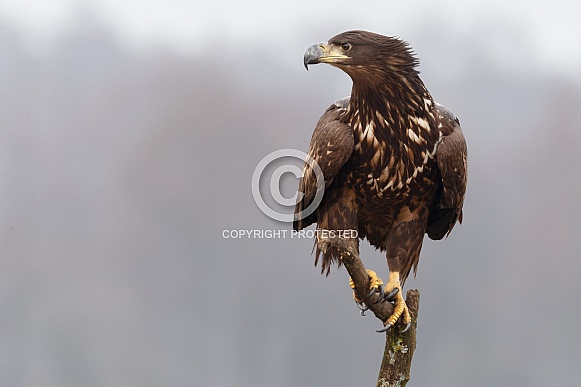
[294, 31, 467, 332]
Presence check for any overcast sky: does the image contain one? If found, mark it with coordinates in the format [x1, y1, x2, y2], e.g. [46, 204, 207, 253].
[1, 2, 580, 386]
[1, 0, 580, 77]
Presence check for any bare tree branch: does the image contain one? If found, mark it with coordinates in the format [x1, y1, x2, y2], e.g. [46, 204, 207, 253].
[340, 250, 394, 321]
[340, 251, 420, 387]
[376, 290, 419, 387]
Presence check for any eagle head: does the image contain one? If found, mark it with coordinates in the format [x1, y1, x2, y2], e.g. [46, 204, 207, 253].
[304, 30, 419, 81]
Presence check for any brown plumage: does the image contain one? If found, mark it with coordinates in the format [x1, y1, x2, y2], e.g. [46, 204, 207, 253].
[294, 30, 467, 298]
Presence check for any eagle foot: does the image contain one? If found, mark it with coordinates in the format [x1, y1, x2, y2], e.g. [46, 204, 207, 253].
[349, 269, 383, 307]
[376, 276, 411, 333]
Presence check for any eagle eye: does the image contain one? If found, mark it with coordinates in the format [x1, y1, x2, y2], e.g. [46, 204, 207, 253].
[341, 43, 352, 51]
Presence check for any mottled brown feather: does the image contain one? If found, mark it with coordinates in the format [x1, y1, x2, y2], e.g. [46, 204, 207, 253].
[293, 98, 353, 231]
[426, 104, 468, 240]
[295, 31, 467, 282]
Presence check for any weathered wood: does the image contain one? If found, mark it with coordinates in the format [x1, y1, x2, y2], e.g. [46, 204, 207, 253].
[376, 290, 420, 387]
[340, 249, 419, 387]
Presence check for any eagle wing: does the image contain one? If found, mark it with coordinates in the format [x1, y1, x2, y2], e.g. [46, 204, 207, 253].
[427, 103, 468, 240]
[293, 97, 354, 230]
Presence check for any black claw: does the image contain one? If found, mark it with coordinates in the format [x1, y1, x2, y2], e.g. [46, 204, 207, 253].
[376, 323, 392, 333]
[356, 302, 368, 316]
[384, 287, 399, 302]
[366, 288, 376, 298]
[399, 322, 411, 333]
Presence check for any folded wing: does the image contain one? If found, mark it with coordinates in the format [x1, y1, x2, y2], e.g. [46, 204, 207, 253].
[293, 98, 354, 230]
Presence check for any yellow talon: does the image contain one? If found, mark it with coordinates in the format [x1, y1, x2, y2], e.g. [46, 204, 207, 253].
[382, 271, 411, 328]
[349, 269, 383, 303]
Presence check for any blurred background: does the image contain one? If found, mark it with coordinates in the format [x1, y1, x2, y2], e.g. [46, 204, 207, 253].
[1, 0, 580, 386]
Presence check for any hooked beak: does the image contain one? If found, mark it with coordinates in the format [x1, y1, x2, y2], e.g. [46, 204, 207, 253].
[303, 42, 350, 70]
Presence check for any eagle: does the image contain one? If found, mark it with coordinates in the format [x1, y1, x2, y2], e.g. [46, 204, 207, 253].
[294, 31, 467, 332]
